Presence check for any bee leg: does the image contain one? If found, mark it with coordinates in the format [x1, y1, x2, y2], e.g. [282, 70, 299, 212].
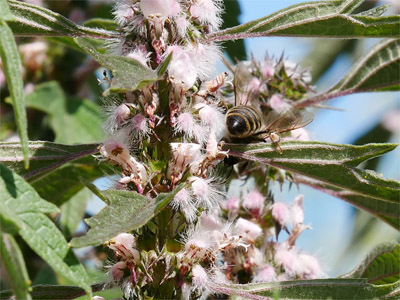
[275, 142, 283, 154]
[269, 132, 283, 154]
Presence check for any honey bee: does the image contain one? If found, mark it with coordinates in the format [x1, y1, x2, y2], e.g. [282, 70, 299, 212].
[225, 63, 313, 153]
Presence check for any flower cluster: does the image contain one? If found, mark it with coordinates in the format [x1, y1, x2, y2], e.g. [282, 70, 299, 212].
[105, 190, 324, 299]
[230, 56, 313, 114]
[96, 1, 323, 299]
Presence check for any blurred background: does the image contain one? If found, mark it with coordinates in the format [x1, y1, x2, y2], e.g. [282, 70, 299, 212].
[0, 0, 399, 296]
[233, 0, 399, 277]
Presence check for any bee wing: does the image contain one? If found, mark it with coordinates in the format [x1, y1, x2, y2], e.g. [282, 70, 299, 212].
[264, 110, 314, 134]
[234, 61, 255, 106]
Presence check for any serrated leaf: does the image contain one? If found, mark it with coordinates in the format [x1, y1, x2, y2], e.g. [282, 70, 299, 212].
[70, 185, 184, 248]
[0, 164, 92, 295]
[0, 141, 99, 182]
[207, 0, 400, 41]
[342, 241, 400, 284]
[75, 38, 159, 95]
[0, 233, 32, 300]
[295, 39, 400, 108]
[25, 81, 104, 144]
[224, 141, 400, 229]
[7, 0, 117, 39]
[214, 278, 400, 299]
[0, 20, 29, 169]
[60, 188, 90, 240]
[0, 0, 14, 21]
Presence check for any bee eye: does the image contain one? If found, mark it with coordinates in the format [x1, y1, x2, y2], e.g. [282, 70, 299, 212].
[227, 114, 248, 135]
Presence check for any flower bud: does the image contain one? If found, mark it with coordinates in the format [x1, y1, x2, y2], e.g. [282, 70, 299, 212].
[242, 190, 265, 219]
[235, 218, 262, 242]
[271, 202, 290, 227]
[252, 264, 277, 283]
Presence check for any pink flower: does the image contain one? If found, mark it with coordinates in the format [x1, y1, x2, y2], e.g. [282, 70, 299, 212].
[171, 188, 197, 222]
[175, 15, 190, 37]
[225, 197, 240, 215]
[199, 212, 221, 231]
[189, 0, 223, 31]
[100, 140, 148, 185]
[290, 128, 311, 141]
[242, 190, 265, 218]
[271, 202, 290, 227]
[260, 56, 275, 78]
[190, 176, 224, 210]
[110, 261, 126, 281]
[131, 113, 148, 132]
[107, 233, 140, 263]
[235, 218, 262, 242]
[126, 48, 150, 67]
[252, 264, 277, 283]
[175, 112, 195, 136]
[114, 104, 131, 126]
[196, 103, 225, 139]
[192, 264, 209, 289]
[291, 195, 304, 226]
[269, 94, 291, 113]
[298, 253, 325, 279]
[274, 242, 300, 277]
[167, 45, 198, 90]
[140, 0, 171, 18]
[169, 143, 202, 183]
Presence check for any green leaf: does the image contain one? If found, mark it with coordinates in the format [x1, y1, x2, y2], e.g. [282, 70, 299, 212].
[0, 283, 105, 300]
[342, 241, 400, 285]
[0, 233, 32, 300]
[32, 157, 105, 207]
[0, 164, 92, 295]
[60, 188, 91, 240]
[207, 0, 400, 41]
[0, 21, 29, 169]
[25, 81, 105, 144]
[356, 4, 390, 17]
[75, 38, 159, 95]
[215, 278, 400, 299]
[0, 141, 99, 182]
[83, 18, 118, 31]
[223, 141, 400, 229]
[330, 39, 400, 92]
[157, 52, 172, 78]
[353, 122, 392, 171]
[0, 0, 14, 21]
[70, 184, 185, 248]
[7, 0, 117, 39]
[295, 39, 400, 109]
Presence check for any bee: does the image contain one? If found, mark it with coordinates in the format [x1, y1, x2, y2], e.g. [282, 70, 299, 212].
[225, 63, 313, 153]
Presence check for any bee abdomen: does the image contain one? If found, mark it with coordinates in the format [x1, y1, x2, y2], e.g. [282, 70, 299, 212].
[226, 105, 263, 138]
